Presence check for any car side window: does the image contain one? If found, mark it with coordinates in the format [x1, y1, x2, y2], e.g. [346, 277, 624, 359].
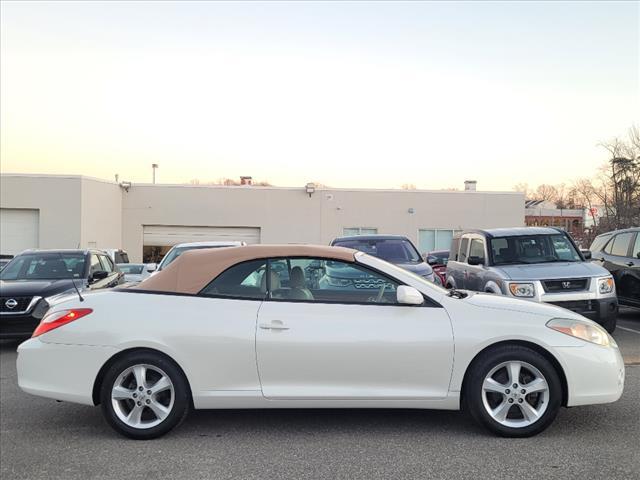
[459, 237, 470, 263]
[266, 257, 401, 305]
[199, 259, 267, 300]
[90, 254, 103, 274]
[633, 234, 640, 259]
[468, 239, 485, 263]
[99, 255, 114, 272]
[590, 234, 611, 253]
[609, 232, 633, 257]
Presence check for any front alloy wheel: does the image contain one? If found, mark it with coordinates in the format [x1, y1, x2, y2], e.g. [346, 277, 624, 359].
[465, 345, 562, 437]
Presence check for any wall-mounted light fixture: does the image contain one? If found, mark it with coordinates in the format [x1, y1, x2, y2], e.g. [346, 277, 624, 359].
[305, 182, 316, 197]
[119, 181, 132, 192]
[408, 207, 415, 214]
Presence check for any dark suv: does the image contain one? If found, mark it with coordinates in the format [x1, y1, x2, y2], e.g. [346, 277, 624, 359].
[0, 249, 123, 338]
[330, 235, 435, 282]
[589, 227, 640, 309]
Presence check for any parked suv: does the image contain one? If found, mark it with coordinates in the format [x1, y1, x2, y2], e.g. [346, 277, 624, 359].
[445, 227, 618, 332]
[0, 249, 124, 338]
[589, 227, 639, 309]
[330, 235, 435, 282]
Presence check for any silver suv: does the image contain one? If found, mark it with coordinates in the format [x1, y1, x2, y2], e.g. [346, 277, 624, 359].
[445, 227, 618, 332]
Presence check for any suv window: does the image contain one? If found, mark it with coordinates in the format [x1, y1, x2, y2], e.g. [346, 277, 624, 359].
[633, 234, 640, 259]
[200, 259, 267, 299]
[468, 239, 485, 263]
[90, 254, 103, 274]
[268, 257, 401, 304]
[114, 251, 129, 263]
[459, 237, 470, 263]
[610, 232, 634, 257]
[490, 234, 580, 265]
[590, 234, 612, 253]
[99, 255, 114, 272]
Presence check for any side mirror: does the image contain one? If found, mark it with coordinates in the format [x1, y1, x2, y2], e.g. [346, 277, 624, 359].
[90, 270, 109, 283]
[396, 285, 424, 305]
[146, 263, 157, 273]
[467, 256, 484, 266]
[426, 256, 437, 266]
[581, 250, 592, 260]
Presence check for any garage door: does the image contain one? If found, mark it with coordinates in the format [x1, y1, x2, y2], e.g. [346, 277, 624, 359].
[0, 209, 39, 255]
[143, 225, 261, 247]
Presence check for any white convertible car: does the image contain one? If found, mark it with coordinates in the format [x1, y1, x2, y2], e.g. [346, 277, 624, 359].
[17, 245, 624, 439]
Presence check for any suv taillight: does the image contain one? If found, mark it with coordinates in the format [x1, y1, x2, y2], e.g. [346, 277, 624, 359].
[32, 308, 93, 338]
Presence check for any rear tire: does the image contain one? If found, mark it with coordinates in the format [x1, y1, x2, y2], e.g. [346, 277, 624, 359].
[100, 351, 190, 440]
[464, 345, 562, 437]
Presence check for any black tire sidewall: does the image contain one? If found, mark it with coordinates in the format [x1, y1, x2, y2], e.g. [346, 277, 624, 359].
[100, 351, 190, 440]
[466, 346, 562, 437]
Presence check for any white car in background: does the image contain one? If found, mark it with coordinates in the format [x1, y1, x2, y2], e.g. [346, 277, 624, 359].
[116, 263, 153, 285]
[17, 245, 624, 440]
[152, 241, 246, 275]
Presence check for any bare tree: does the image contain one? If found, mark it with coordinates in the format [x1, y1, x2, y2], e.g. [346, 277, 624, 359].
[535, 184, 558, 203]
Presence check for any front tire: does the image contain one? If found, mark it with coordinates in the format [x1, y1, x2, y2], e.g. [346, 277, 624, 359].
[464, 345, 562, 437]
[100, 351, 190, 440]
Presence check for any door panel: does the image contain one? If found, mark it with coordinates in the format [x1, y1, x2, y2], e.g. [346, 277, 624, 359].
[256, 301, 454, 400]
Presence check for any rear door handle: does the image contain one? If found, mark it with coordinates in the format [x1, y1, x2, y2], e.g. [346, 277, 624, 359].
[627, 262, 634, 267]
[259, 320, 290, 331]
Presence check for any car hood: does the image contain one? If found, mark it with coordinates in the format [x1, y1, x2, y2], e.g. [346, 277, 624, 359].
[393, 262, 433, 276]
[494, 261, 609, 281]
[0, 279, 84, 298]
[463, 291, 584, 319]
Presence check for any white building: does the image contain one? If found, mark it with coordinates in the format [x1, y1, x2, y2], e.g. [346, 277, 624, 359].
[1, 174, 525, 262]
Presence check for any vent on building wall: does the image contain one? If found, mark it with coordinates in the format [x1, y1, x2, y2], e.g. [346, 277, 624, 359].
[464, 180, 477, 191]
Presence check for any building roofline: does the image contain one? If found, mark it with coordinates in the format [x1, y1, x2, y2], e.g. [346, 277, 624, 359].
[1, 173, 524, 195]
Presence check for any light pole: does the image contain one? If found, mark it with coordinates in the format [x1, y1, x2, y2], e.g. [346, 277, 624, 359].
[152, 163, 159, 184]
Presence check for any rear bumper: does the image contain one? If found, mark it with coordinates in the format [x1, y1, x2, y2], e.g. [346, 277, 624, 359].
[17, 338, 117, 405]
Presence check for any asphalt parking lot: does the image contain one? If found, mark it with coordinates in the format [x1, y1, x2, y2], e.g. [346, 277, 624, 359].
[1, 309, 639, 480]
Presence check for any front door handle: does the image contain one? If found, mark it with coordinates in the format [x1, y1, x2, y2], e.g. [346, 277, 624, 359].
[259, 320, 290, 331]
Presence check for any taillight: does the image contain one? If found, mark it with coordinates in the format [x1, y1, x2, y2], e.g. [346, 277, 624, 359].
[32, 308, 93, 338]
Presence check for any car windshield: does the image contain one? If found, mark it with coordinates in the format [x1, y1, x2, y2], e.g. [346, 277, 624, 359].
[159, 245, 228, 270]
[0, 253, 86, 280]
[118, 264, 144, 274]
[333, 238, 421, 263]
[490, 234, 581, 265]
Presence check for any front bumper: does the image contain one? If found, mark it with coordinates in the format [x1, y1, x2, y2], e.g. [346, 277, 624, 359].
[554, 343, 625, 407]
[547, 298, 618, 325]
[17, 338, 117, 405]
[0, 313, 41, 338]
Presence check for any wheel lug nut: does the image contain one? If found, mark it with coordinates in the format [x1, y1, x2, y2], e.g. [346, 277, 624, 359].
[145, 399, 150, 404]
[139, 386, 143, 391]
[508, 398, 514, 403]
[521, 389, 526, 394]
[518, 398, 523, 403]
[133, 393, 137, 398]
[147, 390, 152, 395]
[513, 384, 518, 388]
[136, 401, 141, 406]
[505, 389, 510, 394]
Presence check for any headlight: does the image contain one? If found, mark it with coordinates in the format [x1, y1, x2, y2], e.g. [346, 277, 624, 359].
[547, 318, 615, 347]
[598, 277, 615, 294]
[509, 282, 535, 297]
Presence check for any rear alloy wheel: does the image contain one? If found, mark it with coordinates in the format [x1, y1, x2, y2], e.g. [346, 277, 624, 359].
[465, 346, 562, 437]
[100, 351, 190, 439]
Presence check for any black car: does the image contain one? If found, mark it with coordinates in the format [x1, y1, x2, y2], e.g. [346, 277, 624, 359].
[0, 249, 124, 338]
[330, 234, 435, 282]
[589, 227, 640, 309]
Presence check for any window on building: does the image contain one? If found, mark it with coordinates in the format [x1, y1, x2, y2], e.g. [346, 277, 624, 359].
[418, 229, 459, 254]
[343, 227, 378, 236]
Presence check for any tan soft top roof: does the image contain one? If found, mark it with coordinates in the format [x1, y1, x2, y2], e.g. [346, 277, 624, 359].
[136, 244, 357, 294]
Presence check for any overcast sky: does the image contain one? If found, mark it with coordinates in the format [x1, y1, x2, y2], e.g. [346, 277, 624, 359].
[1, 1, 638, 191]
